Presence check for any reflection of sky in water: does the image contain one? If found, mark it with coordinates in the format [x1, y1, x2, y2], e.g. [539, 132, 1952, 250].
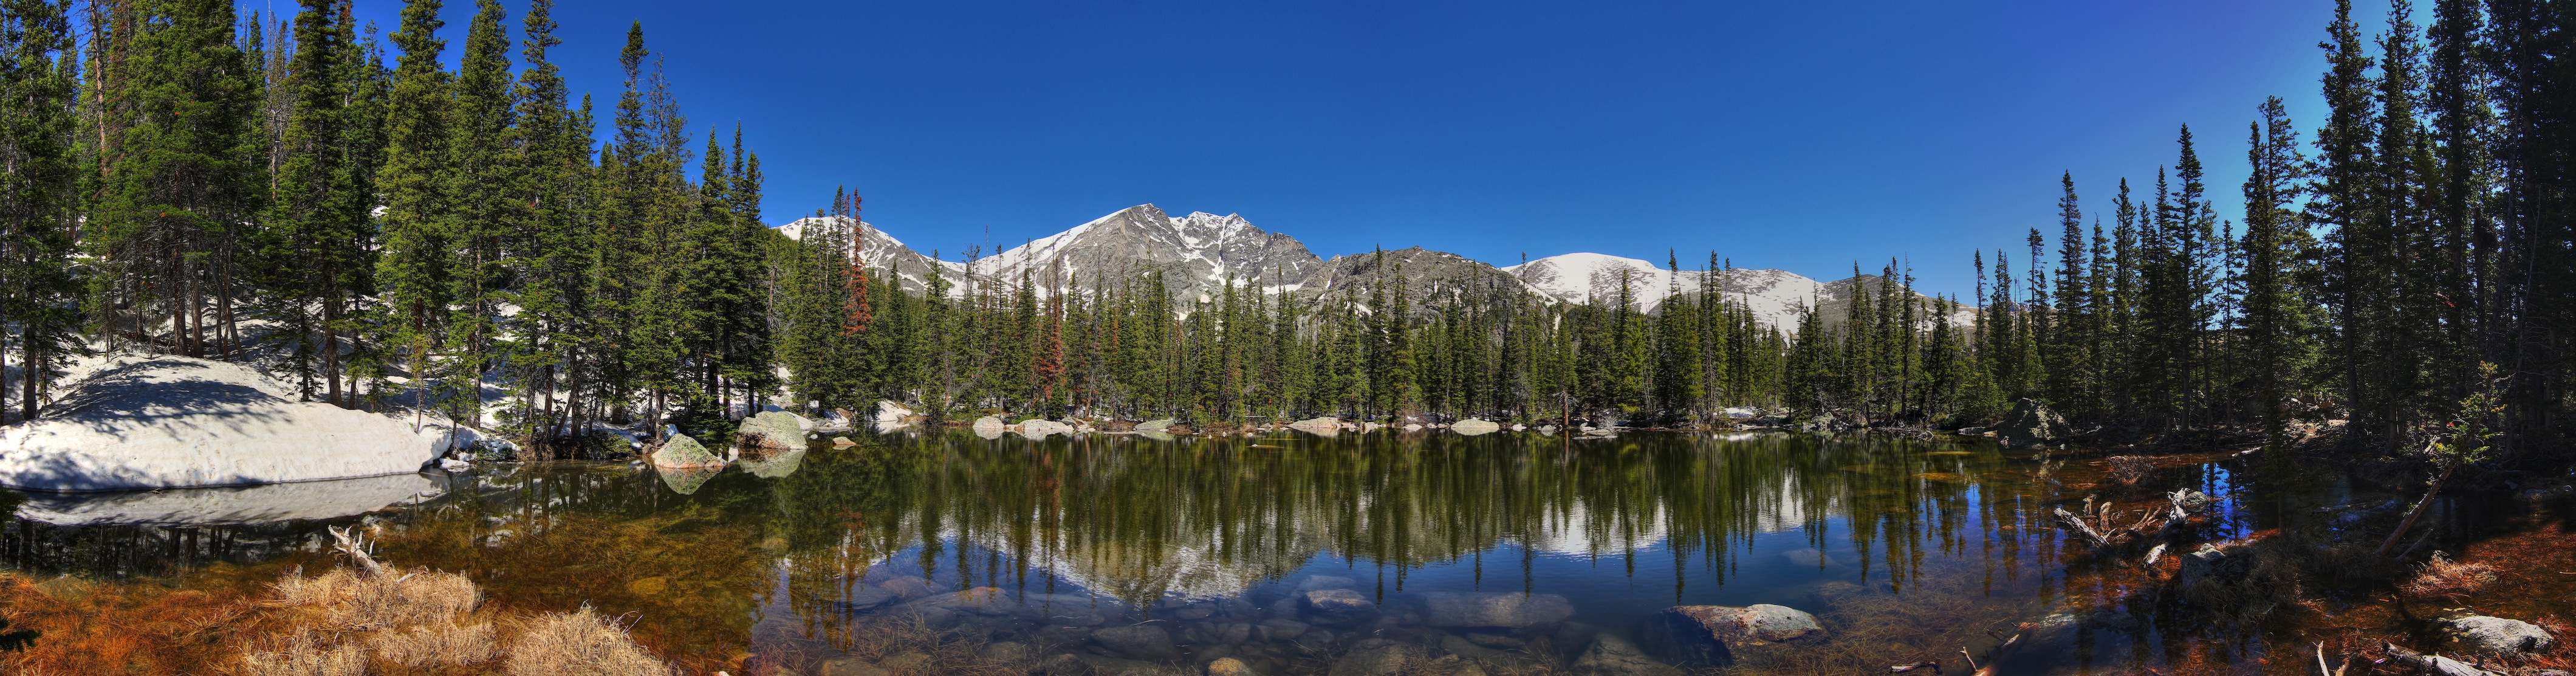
[2, 430, 2269, 672]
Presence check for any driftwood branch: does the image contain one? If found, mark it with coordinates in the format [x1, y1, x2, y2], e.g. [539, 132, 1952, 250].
[2055, 507, 2112, 547]
[2381, 643, 2499, 676]
[327, 525, 388, 578]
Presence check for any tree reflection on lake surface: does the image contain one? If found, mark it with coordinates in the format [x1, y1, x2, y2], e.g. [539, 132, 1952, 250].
[0, 430, 2249, 674]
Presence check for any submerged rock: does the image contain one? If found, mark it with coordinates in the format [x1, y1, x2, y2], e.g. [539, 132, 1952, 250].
[1302, 588, 1377, 624]
[1571, 635, 1680, 676]
[1330, 640, 1429, 676]
[1413, 591, 1575, 628]
[2444, 615, 2555, 656]
[0, 356, 453, 491]
[1639, 604, 1824, 668]
[1996, 398, 2072, 447]
[1091, 624, 1181, 660]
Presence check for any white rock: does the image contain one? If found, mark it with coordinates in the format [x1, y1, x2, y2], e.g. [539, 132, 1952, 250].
[0, 356, 451, 491]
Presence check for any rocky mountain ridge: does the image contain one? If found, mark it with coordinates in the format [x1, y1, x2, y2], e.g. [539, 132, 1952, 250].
[775, 204, 1967, 332]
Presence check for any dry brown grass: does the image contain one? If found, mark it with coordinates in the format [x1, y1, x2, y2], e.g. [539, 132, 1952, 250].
[272, 564, 483, 630]
[506, 604, 671, 676]
[2401, 551, 2501, 599]
[241, 627, 368, 676]
[2103, 455, 2155, 485]
[369, 619, 499, 667]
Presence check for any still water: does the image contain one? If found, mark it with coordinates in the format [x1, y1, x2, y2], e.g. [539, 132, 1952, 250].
[0, 430, 2247, 674]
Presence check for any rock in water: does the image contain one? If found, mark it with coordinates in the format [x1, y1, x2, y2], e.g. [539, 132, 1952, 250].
[1091, 624, 1181, 660]
[972, 416, 1006, 430]
[1451, 419, 1501, 436]
[872, 400, 914, 426]
[1571, 635, 1681, 676]
[1302, 588, 1377, 624]
[0, 356, 454, 491]
[1415, 592, 1576, 628]
[1640, 604, 1825, 668]
[1996, 398, 2072, 447]
[739, 411, 809, 449]
[2444, 615, 2555, 656]
[1136, 418, 1176, 432]
[651, 434, 725, 468]
[1329, 640, 1429, 676]
[1206, 657, 1256, 676]
[1019, 419, 1074, 438]
[1289, 416, 1342, 435]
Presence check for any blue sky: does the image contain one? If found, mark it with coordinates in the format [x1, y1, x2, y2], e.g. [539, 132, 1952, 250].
[333, 0, 2389, 297]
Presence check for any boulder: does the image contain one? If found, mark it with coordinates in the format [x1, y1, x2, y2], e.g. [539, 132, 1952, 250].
[1020, 419, 1075, 439]
[1206, 657, 1256, 676]
[972, 416, 1007, 430]
[1571, 635, 1680, 676]
[1136, 418, 1176, 432]
[873, 400, 915, 426]
[738, 411, 809, 449]
[1793, 415, 1854, 433]
[1256, 618, 1310, 641]
[0, 356, 455, 491]
[1639, 604, 1824, 668]
[651, 435, 725, 469]
[1329, 640, 1429, 676]
[1996, 398, 2072, 447]
[1414, 592, 1575, 628]
[1301, 588, 1377, 624]
[1289, 417, 1342, 435]
[2444, 615, 2555, 656]
[1451, 419, 1501, 436]
[1092, 624, 1182, 660]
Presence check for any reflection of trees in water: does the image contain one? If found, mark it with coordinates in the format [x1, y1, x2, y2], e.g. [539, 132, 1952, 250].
[763, 431, 2060, 615]
[0, 519, 332, 578]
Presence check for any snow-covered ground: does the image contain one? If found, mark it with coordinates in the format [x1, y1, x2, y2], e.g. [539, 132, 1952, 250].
[0, 354, 453, 492]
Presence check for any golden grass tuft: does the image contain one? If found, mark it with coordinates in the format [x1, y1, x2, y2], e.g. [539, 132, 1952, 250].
[506, 604, 672, 676]
[2401, 551, 2499, 599]
[240, 627, 367, 676]
[368, 619, 499, 667]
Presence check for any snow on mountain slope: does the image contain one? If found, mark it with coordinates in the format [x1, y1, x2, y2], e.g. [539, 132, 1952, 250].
[773, 216, 968, 295]
[1503, 253, 1968, 334]
[964, 204, 1324, 302]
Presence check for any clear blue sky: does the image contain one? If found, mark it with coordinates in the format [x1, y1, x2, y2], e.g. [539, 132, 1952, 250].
[332, 0, 2393, 298]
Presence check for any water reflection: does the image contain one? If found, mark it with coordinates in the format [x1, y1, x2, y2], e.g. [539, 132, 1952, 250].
[0, 430, 2245, 674]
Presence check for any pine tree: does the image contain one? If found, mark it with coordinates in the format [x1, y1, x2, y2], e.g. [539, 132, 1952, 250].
[0, 0, 81, 419]
[374, 0, 451, 424]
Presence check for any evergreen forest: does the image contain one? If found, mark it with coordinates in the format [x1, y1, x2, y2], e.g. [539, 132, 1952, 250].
[0, 0, 2569, 469]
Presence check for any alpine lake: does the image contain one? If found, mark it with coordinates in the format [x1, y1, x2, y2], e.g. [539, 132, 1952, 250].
[0, 426, 2447, 675]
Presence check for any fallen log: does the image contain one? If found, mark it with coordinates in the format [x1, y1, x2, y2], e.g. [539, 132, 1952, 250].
[2055, 506, 2113, 548]
[2382, 643, 2500, 676]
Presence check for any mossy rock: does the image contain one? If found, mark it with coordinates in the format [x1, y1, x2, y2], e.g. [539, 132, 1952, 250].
[739, 412, 808, 449]
[651, 434, 724, 468]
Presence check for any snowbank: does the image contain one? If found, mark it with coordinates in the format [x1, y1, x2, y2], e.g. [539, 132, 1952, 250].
[0, 356, 452, 492]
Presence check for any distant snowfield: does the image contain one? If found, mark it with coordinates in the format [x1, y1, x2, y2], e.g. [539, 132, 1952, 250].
[776, 204, 1970, 332]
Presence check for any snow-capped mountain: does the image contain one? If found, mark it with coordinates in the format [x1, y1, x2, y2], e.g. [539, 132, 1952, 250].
[773, 206, 1970, 333]
[965, 204, 1324, 303]
[1503, 252, 1972, 333]
[773, 216, 965, 294]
